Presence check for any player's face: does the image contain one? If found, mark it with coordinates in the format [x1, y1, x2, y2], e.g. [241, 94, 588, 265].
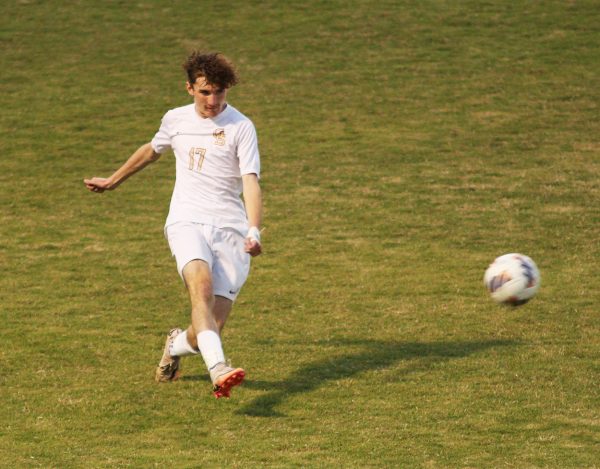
[187, 77, 228, 118]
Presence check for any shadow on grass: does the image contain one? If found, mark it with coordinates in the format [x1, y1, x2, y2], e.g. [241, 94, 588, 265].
[237, 338, 519, 417]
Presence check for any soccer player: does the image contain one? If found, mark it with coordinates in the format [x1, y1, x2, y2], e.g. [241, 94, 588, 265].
[84, 52, 262, 399]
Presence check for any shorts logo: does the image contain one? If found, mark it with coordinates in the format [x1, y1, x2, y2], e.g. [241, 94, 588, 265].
[213, 128, 226, 146]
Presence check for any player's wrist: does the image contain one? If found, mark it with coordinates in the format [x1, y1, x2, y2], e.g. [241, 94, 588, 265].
[105, 175, 119, 190]
[246, 226, 261, 243]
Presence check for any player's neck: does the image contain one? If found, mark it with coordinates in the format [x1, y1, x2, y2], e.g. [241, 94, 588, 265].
[196, 103, 228, 119]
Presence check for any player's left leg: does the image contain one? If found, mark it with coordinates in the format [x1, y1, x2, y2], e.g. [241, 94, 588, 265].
[182, 260, 246, 398]
[205, 295, 245, 398]
[181, 295, 233, 348]
[204, 229, 250, 397]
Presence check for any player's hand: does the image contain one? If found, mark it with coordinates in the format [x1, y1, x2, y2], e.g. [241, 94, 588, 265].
[245, 227, 262, 257]
[84, 177, 113, 193]
[245, 238, 262, 256]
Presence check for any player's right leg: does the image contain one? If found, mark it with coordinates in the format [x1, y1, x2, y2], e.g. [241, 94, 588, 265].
[156, 222, 214, 383]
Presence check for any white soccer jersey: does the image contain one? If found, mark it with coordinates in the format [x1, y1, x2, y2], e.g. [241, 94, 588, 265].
[151, 103, 260, 235]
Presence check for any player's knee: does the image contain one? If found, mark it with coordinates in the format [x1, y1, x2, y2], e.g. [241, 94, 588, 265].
[183, 262, 213, 298]
[189, 281, 214, 305]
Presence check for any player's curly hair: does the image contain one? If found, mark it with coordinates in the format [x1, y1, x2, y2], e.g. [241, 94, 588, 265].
[183, 51, 238, 89]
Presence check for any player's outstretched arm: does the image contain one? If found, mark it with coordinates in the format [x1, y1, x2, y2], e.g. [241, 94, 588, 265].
[242, 173, 263, 257]
[84, 143, 160, 193]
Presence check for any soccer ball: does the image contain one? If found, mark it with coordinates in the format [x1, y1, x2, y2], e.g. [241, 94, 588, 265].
[483, 253, 541, 306]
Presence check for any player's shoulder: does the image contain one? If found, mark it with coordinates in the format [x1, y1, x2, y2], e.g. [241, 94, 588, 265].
[222, 104, 254, 126]
[163, 103, 195, 121]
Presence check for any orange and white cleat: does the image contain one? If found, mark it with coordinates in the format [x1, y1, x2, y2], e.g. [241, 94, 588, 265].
[210, 363, 245, 399]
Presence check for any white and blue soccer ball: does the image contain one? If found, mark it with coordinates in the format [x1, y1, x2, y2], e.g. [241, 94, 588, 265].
[483, 253, 541, 306]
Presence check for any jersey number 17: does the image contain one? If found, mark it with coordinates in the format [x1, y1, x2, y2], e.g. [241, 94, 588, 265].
[188, 147, 206, 173]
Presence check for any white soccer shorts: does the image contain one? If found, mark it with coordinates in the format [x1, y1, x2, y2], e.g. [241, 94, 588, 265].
[165, 222, 250, 301]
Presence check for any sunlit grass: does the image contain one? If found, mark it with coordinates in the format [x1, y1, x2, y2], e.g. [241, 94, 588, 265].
[1, 1, 598, 467]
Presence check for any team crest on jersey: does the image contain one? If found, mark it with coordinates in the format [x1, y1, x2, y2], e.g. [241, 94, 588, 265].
[213, 128, 226, 146]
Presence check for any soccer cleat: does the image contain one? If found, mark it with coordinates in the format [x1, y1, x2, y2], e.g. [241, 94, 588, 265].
[210, 363, 245, 399]
[155, 328, 183, 383]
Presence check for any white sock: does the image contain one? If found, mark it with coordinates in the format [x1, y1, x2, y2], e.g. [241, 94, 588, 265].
[196, 330, 225, 370]
[170, 330, 198, 357]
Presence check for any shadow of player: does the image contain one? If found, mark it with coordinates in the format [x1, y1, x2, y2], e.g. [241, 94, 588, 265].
[237, 338, 519, 417]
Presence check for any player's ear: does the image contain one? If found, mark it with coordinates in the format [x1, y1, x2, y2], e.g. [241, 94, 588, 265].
[186, 81, 194, 96]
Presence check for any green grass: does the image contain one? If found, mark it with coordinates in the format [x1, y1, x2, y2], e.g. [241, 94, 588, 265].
[1, 0, 599, 467]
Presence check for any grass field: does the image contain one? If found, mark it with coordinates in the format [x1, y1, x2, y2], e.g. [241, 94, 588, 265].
[1, 0, 599, 467]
